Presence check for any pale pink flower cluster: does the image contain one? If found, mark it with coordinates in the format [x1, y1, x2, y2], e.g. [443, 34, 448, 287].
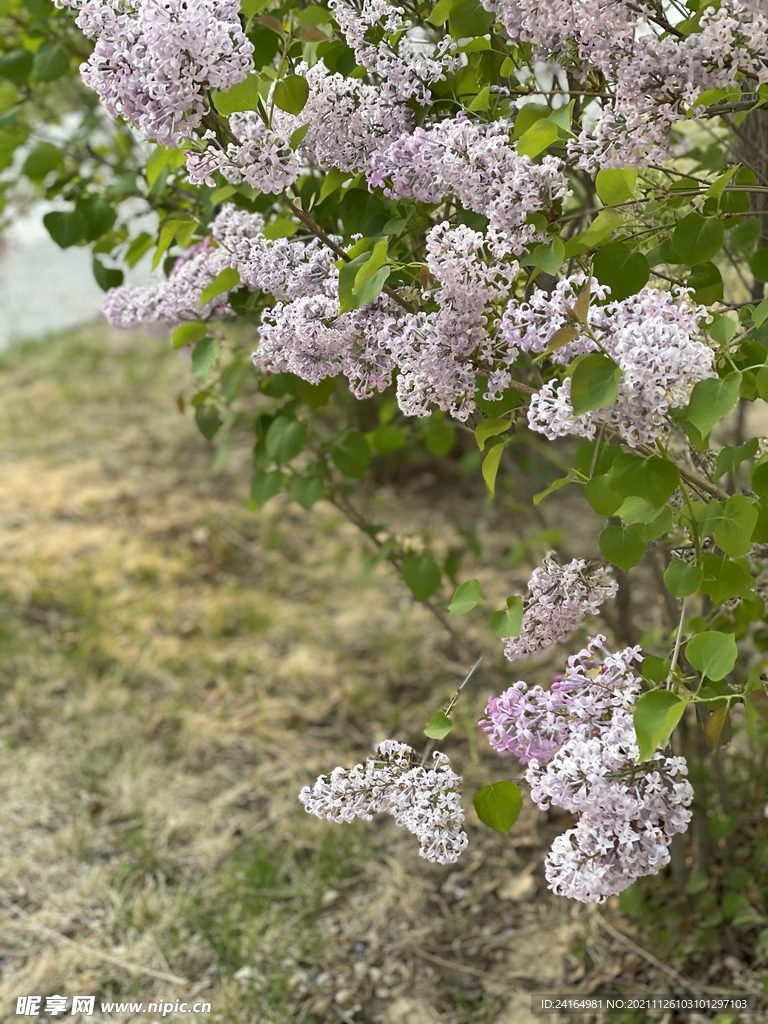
[501, 278, 716, 447]
[368, 113, 569, 250]
[328, 0, 461, 104]
[55, 0, 253, 146]
[480, 0, 768, 168]
[101, 237, 233, 328]
[502, 553, 618, 662]
[299, 740, 469, 864]
[186, 116, 300, 194]
[481, 636, 693, 901]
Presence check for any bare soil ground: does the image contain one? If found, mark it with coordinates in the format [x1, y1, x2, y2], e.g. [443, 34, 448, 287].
[0, 325, 764, 1024]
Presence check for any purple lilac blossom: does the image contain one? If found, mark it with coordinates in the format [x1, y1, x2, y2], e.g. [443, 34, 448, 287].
[501, 552, 618, 662]
[479, 0, 768, 169]
[55, 0, 254, 146]
[481, 636, 694, 902]
[502, 277, 716, 447]
[368, 112, 570, 251]
[299, 740, 469, 864]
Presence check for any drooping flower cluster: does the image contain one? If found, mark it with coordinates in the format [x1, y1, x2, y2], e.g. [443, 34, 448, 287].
[500, 276, 716, 447]
[55, 0, 254, 146]
[368, 113, 570, 251]
[481, 0, 768, 168]
[481, 636, 693, 901]
[501, 553, 618, 662]
[299, 740, 469, 864]
[102, 237, 233, 328]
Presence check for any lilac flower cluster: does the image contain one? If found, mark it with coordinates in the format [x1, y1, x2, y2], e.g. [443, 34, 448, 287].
[368, 113, 569, 251]
[102, 237, 233, 328]
[500, 277, 716, 447]
[56, 0, 253, 146]
[328, 0, 461, 104]
[481, 636, 693, 901]
[186, 116, 300, 194]
[502, 552, 618, 662]
[480, 0, 768, 168]
[299, 740, 469, 864]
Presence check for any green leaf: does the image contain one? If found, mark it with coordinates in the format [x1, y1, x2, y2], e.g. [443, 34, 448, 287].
[250, 467, 284, 508]
[338, 252, 390, 313]
[664, 559, 704, 598]
[402, 552, 441, 601]
[91, 257, 123, 292]
[533, 469, 579, 505]
[634, 690, 687, 762]
[191, 336, 221, 380]
[319, 166, 353, 204]
[214, 73, 262, 115]
[563, 209, 622, 257]
[686, 630, 738, 681]
[750, 248, 768, 283]
[331, 429, 370, 479]
[710, 313, 738, 345]
[599, 523, 647, 571]
[126, 232, 154, 268]
[266, 416, 307, 464]
[753, 294, 768, 328]
[685, 371, 741, 438]
[354, 238, 389, 291]
[584, 475, 622, 516]
[473, 781, 522, 834]
[195, 404, 223, 441]
[424, 711, 453, 739]
[448, 0, 494, 39]
[715, 493, 758, 557]
[752, 461, 768, 498]
[426, 0, 451, 24]
[273, 74, 310, 115]
[489, 595, 524, 638]
[292, 471, 325, 511]
[704, 707, 732, 750]
[475, 416, 511, 450]
[714, 438, 758, 479]
[516, 117, 560, 159]
[75, 196, 116, 242]
[481, 440, 504, 497]
[595, 167, 637, 205]
[592, 242, 650, 302]
[172, 321, 208, 349]
[608, 454, 680, 507]
[421, 414, 456, 456]
[152, 216, 196, 271]
[0, 48, 33, 86]
[687, 261, 723, 304]
[672, 212, 725, 265]
[21, 140, 62, 179]
[199, 266, 240, 306]
[449, 579, 485, 614]
[530, 236, 565, 275]
[643, 656, 671, 683]
[570, 353, 621, 415]
[700, 552, 752, 604]
[43, 210, 86, 249]
[32, 40, 68, 82]
[705, 165, 738, 202]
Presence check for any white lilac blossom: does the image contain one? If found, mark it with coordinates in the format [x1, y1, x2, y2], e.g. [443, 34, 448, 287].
[368, 113, 570, 251]
[328, 0, 461, 104]
[55, 0, 254, 146]
[481, 636, 693, 901]
[299, 740, 469, 864]
[501, 552, 618, 662]
[101, 238, 233, 328]
[481, 0, 768, 168]
[501, 277, 716, 447]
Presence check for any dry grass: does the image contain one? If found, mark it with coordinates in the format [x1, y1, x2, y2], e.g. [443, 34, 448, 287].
[0, 324, 591, 1024]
